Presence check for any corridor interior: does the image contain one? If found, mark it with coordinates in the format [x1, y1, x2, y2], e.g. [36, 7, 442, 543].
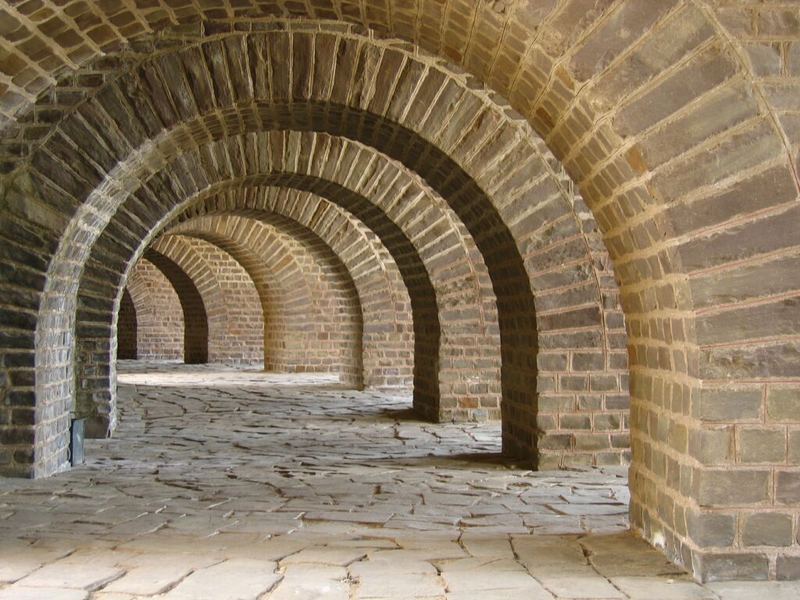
[0, 0, 799, 595]
[0, 360, 786, 599]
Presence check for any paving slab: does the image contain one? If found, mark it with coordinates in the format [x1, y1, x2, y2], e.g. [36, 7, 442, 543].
[270, 564, 349, 600]
[611, 577, 717, 599]
[355, 572, 445, 598]
[708, 581, 800, 599]
[0, 362, 792, 600]
[102, 563, 198, 595]
[14, 562, 124, 591]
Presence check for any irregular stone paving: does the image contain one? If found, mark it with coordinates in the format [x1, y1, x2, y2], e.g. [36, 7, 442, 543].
[0, 362, 798, 599]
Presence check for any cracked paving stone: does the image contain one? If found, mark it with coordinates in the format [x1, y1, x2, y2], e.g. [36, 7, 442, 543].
[706, 582, 800, 600]
[611, 577, 716, 599]
[103, 561, 207, 596]
[269, 564, 349, 600]
[280, 547, 369, 566]
[157, 558, 280, 599]
[2, 362, 792, 599]
[355, 572, 445, 598]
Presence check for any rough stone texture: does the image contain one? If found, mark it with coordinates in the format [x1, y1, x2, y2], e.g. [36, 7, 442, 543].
[0, 0, 796, 584]
[32, 31, 627, 475]
[156, 236, 265, 366]
[116, 289, 137, 360]
[161, 218, 361, 382]
[0, 362, 791, 599]
[176, 192, 417, 391]
[125, 259, 185, 362]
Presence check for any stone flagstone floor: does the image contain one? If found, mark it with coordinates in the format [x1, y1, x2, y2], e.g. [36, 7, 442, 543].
[0, 362, 798, 599]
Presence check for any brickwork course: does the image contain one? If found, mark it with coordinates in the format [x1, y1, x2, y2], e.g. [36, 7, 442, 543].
[0, 0, 796, 584]
[125, 257, 185, 362]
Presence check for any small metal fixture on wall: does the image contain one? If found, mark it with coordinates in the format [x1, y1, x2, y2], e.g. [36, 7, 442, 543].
[70, 419, 85, 466]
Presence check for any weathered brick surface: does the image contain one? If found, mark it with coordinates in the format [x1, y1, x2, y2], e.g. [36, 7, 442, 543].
[26, 28, 626, 470]
[0, 0, 796, 583]
[142, 248, 209, 366]
[125, 258, 184, 362]
[162, 220, 352, 379]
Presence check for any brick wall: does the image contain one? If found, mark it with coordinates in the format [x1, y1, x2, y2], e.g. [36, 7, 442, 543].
[151, 235, 264, 366]
[164, 218, 357, 379]
[174, 177, 507, 423]
[141, 248, 208, 365]
[117, 289, 137, 360]
[7, 25, 628, 481]
[125, 258, 184, 362]
[0, 1, 796, 582]
[177, 191, 418, 391]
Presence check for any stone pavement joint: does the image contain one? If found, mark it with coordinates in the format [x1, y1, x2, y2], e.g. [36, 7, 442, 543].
[0, 363, 797, 599]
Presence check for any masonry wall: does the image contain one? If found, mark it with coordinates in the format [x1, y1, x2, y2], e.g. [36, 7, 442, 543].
[0, 1, 797, 583]
[126, 259, 184, 362]
[166, 215, 364, 383]
[176, 191, 417, 391]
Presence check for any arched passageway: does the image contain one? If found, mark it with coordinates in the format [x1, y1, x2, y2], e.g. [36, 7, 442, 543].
[142, 249, 209, 366]
[0, 2, 797, 584]
[116, 289, 137, 360]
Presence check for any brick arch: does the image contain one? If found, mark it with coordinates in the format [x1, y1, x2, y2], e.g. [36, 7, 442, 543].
[116, 288, 137, 360]
[150, 236, 264, 366]
[0, 3, 795, 583]
[124, 257, 184, 362]
[168, 170, 505, 425]
[47, 101, 617, 472]
[167, 217, 363, 385]
[22, 29, 626, 479]
[141, 248, 209, 365]
[177, 190, 415, 392]
[76, 153, 503, 433]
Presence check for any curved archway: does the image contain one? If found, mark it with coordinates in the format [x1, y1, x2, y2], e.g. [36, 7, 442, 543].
[168, 218, 363, 384]
[74, 148, 513, 438]
[151, 235, 265, 367]
[30, 30, 626, 478]
[77, 245, 211, 434]
[174, 190, 416, 392]
[124, 258, 184, 363]
[0, 4, 796, 582]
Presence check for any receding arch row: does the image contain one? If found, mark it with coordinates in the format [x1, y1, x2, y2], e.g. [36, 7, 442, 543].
[69, 116, 624, 468]
[122, 259, 184, 362]
[116, 213, 374, 389]
[76, 242, 213, 434]
[19, 31, 625, 484]
[149, 236, 265, 366]
[169, 194, 416, 392]
[78, 150, 505, 435]
[121, 239, 265, 369]
[167, 218, 364, 385]
[141, 247, 209, 366]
